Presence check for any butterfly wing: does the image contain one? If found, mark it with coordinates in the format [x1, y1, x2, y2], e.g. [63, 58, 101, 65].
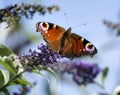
[36, 22, 66, 52]
[36, 22, 97, 58]
[59, 29, 97, 58]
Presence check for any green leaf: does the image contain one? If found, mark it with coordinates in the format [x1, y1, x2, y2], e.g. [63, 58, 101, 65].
[46, 67, 58, 83]
[102, 67, 108, 85]
[16, 79, 33, 87]
[0, 43, 13, 56]
[0, 57, 17, 75]
[7, 78, 33, 87]
[33, 70, 50, 83]
[0, 69, 10, 87]
[0, 70, 5, 88]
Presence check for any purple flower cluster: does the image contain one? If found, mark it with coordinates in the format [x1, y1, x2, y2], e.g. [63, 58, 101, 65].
[37, 44, 62, 64]
[73, 61, 100, 85]
[19, 44, 100, 85]
[50, 60, 101, 85]
[19, 44, 62, 71]
[0, 3, 59, 23]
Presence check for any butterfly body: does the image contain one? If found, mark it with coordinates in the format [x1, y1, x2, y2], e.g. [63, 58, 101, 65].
[36, 22, 97, 58]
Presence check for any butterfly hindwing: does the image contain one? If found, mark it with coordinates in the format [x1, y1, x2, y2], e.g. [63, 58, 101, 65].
[59, 29, 97, 58]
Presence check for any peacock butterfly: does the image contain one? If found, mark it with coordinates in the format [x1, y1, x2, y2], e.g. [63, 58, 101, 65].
[36, 22, 97, 58]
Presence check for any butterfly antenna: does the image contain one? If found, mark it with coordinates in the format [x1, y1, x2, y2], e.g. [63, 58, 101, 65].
[64, 13, 70, 28]
[72, 23, 87, 30]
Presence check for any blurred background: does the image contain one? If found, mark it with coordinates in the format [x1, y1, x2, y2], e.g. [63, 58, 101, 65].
[0, 0, 120, 95]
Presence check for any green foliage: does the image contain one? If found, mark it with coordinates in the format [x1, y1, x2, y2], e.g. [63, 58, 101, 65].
[0, 44, 32, 94]
[102, 67, 109, 85]
[0, 43, 59, 95]
[0, 44, 13, 56]
[0, 2, 61, 95]
[0, 69, 10, 87]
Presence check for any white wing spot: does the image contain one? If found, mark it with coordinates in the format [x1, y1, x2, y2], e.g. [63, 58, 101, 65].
[85, 43, 95, 53]
[53, 24, 56, 28]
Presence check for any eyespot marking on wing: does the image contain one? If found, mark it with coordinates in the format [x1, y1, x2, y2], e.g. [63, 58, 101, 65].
[40, 22, 49, 32]
[85, 43, 95, 53]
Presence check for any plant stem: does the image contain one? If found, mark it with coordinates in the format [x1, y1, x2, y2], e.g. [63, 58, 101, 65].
[94, 81, 111, 95]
